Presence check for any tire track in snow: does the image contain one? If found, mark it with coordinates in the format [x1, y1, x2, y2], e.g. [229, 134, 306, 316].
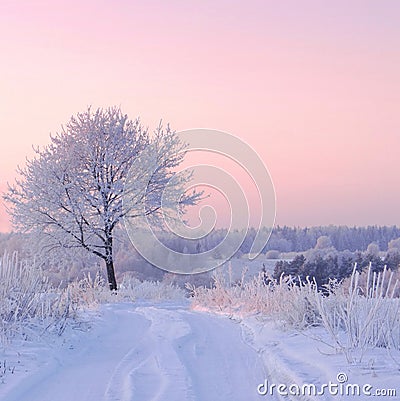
[104, 306, 196, 401]
[2, 304, 271, 401]
[173, 311, 267, 401]
[104, 307, 268, 401]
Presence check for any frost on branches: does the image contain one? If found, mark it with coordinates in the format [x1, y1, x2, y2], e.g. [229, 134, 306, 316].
[4, 107, 201, 290]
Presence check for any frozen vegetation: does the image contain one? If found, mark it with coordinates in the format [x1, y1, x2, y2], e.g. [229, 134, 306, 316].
[0, 248, 399, 400]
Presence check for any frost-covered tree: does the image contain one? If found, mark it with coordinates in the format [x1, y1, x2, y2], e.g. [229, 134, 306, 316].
[4, 107, 200, 290]
[366, 242, 380, 256]
[314, 235, 332, 250]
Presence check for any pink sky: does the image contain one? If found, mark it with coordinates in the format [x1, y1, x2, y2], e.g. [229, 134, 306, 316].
[1, 0, 400, 232]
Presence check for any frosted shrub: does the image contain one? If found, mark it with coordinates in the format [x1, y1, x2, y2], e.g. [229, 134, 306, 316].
[0, 253, 76, 341]
[65, 271, 109, 307]
[0, 253, 46, 338]
[64, 272, 187, 306]
[188, 266, 320, 329]
[114, 276, 186, 302]
[272, 276, 320, 328]
[315, 265, 400, 362]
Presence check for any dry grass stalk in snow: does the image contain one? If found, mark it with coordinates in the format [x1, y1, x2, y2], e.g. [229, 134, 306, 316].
[0, 253, 75, 342]
[189, 263, 400, 362]
[187, 265, 320, 328]
[316, 265, 400, 362]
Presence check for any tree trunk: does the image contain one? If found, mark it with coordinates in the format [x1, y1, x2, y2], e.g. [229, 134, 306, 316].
[106, 259, 118, 291]
[105, 232, 117, 291]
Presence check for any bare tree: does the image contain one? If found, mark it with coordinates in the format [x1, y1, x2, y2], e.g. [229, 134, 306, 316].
[4, 107, 200, 290]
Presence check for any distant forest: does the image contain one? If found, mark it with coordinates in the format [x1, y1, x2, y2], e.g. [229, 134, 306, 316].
[261, 225, 400, 253]
[1, 225, 400, 287]
[2, 225, 400, 258]
[159, 225, 400, 255]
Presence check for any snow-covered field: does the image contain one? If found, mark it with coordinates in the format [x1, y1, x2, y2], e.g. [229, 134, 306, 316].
[0, 301, 398, 401]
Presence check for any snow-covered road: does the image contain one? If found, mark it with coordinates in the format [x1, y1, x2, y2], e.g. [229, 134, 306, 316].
[2, 303, 399, 401]
[1, 303, 266, 401]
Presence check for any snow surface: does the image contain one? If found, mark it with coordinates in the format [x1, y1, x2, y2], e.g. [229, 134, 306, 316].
[0, 302, 399, 401]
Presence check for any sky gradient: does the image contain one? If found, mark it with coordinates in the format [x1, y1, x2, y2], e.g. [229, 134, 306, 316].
[1, 0, 400, 231]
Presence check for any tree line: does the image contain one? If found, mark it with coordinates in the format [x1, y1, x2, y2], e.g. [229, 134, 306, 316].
[157, 225, 400, 256]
